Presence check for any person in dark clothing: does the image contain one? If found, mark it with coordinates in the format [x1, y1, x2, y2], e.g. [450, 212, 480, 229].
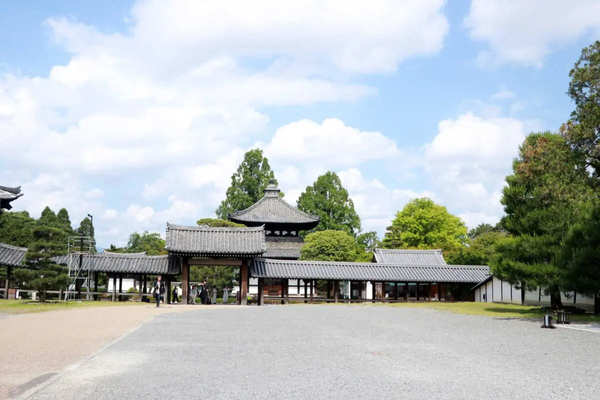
[200, 280, 210, 304]
[172, 285, 179, 303]
[153, 276, 165, 307]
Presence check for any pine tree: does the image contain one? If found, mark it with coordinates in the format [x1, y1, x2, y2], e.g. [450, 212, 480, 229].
[216, 149, 278, 219]
[14, 207, 70, 301]
[297, 172, 360, 236]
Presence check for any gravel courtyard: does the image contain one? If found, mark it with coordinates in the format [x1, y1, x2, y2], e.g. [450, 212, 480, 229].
[26, 305, 600, 400]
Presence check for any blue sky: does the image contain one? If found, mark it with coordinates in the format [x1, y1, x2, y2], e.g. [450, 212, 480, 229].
[1, 0, 599, 247]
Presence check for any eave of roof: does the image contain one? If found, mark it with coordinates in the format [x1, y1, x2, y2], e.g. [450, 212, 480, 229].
[0, 242, 27, 267]
[251, 258, 490, 283]
[165, 223, 266, 256]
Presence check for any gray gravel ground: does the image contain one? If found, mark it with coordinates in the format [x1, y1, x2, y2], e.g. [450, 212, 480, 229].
[26, 305, 600, 400]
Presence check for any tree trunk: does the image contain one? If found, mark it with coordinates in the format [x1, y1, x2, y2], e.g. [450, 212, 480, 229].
[550, 286, 563, 309]
[595, 293, 600, 315]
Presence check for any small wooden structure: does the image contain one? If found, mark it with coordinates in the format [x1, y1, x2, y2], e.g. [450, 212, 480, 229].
[0, 243, 27, 299]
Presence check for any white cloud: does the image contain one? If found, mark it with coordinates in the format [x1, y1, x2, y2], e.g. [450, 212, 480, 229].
[129, 0, 448, 74]
[265, 118, 401, 169]
[338, 168, 434, 236]
[465, 0, 600, 66]
[424, 113, 529, 227]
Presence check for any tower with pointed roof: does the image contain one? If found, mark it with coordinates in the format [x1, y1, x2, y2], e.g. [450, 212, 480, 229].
[229, 182, 319, 259]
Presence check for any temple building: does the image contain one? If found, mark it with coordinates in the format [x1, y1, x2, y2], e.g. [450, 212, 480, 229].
[0, 185, 23, 211]
[229, 182, 319, 260]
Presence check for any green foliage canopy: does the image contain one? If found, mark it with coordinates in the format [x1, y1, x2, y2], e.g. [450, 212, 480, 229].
[14, 207, 71, 301]
[297, 171, 360, 236]
[382, 198, 467, 252]
[216, 149, 278, 219]
[300, 230, 367, 262]
[563, 40, 600, 180]
[492, 133, 595, 307]
[0, 211, 35, 247]
[196, 218, 244, 227]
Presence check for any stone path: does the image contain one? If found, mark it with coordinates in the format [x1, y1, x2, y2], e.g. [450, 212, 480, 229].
[23, 305, 600, 400]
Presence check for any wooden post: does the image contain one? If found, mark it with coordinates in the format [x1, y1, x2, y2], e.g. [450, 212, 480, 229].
[112, 274, 117, 301]
[309, 279, 314, 303]
[334, 281, 339, 303]
[327, 280, 332, 300]
[282, 279, 289, 304]
[93, 272, 98, 301]
[240, 258, 248, 305]
[257, 278, 264, 306]
[118, 274, 123, 301]
[405, 282, 409, 301]
[181, 257, 189, 304]
[166, 277, 172, 304]
[4, 266, 11, 299]
[304, 280, 308, 303]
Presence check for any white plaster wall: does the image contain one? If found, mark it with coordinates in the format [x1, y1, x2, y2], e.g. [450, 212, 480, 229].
[107, 278, 136, 292]
[492, 277, 502, 302]
[366, 281, 373, 300]
[486, 280, 493, 303]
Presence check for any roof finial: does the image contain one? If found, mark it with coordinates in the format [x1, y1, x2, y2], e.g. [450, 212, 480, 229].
[264, 179, 279, 197]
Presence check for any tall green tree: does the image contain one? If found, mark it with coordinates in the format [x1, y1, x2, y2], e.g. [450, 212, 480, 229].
[14, 209, 70, 301]
[126, 232, 166, 255]
[74, 216, 96, 253]
[561, 202, 600, 313]
[297, 171, 360, 236]
[492, 132, 594, 308]
[562, 40, 600, 180]
[56, 208, 74, 234]
[216, 149, 278, 219]
[0, 211, 35, 247]
[382, 198, 467, 252]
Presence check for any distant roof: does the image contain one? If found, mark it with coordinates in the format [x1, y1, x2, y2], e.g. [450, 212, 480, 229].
[229, 183, 319, 229]
[54, 253, 177, 274]
[0, 186, 23, 210]
[165, 223, 266, 256]
[251, 258, 489, 283]
[0, 242, 27, 267]
[373, 249, 446, 265]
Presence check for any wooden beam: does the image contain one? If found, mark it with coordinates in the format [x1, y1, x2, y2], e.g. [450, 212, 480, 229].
[181, 257, 190, 304]
[240, 258, 248, 305]
[189, 257, 243, 266]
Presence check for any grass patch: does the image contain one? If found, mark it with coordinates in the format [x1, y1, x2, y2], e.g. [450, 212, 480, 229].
[0, 299, 146, 314]
[383, 302, 600, 322]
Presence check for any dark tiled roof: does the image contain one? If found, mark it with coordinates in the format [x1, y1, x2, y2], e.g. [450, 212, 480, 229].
[229, 184, 319, 228]
[0, 242, 27, 267]
[0, 186, 23, 210]
[54, 252, 178, 274]
[373, 249, 446, 265]
[251, 258, 490, 283]
[165, 223, 266, 256]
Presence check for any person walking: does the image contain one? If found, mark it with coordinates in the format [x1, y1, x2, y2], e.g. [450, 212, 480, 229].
[153, 276, 165, 308]
[172, 285, 179, 304]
